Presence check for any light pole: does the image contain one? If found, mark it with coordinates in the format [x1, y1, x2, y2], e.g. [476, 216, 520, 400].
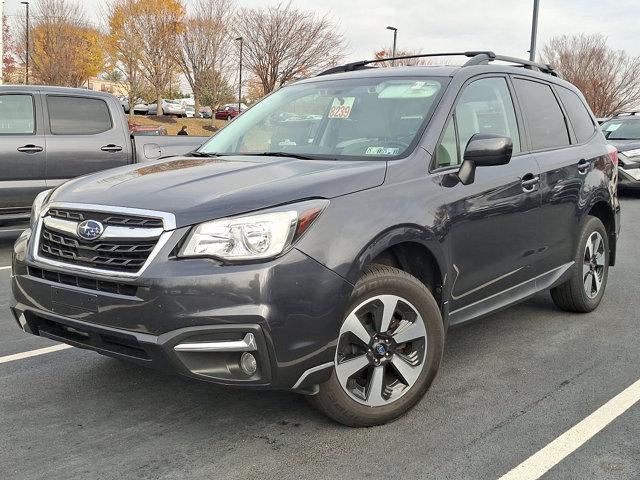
[529, 0, 540, 62]
[21, 1, 29, 84]
[235, 36, 243, 114]
[386, 26, 397, 66]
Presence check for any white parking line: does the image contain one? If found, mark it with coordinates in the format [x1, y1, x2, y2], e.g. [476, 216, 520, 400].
[0, 344, 73, 365]
[0, 266, 10, 271]
[499, 378, 640, 480]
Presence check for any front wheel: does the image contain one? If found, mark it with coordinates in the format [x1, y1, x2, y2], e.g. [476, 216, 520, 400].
[308, 265, 444, 427]
[551, 216, 609, 313]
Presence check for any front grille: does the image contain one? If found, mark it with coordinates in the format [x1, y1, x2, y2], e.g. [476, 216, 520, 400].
[28, 266, 138, 296]
[47, 208, 164, 229]
[39, 226, 157, 273]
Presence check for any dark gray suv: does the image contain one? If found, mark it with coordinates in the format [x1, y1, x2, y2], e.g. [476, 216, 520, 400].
[10, 52, 620, 426]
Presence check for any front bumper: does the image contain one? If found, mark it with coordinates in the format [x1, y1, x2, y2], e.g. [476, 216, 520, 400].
[11, 228, 351, 390]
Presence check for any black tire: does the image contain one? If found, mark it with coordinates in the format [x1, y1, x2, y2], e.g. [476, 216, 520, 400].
[551, 216, 609, 313]
[227, 115, 232, 121]
[308, 265, 444, 427]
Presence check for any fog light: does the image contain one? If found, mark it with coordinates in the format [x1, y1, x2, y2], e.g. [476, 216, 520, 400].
[240, 352, 257, 376]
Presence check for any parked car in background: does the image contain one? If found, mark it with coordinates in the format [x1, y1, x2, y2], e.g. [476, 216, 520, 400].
[0, 86, 207, 232]
[128, 122, 168, 136]
[602, 113, 640, 189]
[10, 52, 620, 427]
[118, 96, 130, 114]
[199, 107, 212, 119]
[215, 103, 247, 120]
[148, 99, 187, 117]
[185, 106, 195, 118]
[133, 100, 149, 115]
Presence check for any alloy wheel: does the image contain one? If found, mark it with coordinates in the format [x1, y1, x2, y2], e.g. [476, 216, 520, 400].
[335, 295, 427, 407]
[583, 231, 606, 299]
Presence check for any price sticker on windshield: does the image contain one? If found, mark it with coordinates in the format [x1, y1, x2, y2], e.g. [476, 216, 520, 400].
[328, 97, 355, 119]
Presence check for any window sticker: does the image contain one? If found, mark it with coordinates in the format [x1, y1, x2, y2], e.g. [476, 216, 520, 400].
[605, 123, 621, 132]
[328, 97, 355, 119]
[365, 146, 400, 155]
[278, 139, 297, 147]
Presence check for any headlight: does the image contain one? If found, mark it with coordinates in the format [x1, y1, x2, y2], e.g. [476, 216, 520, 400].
[179, 200, 328, 261]
[30, 189, 52, 225]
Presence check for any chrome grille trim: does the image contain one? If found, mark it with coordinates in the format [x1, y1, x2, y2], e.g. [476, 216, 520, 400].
[30, 202, 177, 279]
[43, 215, 164, 240]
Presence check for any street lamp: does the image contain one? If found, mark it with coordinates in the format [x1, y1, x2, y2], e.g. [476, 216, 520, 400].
[235, 36, 243, 114]
[528, 0, 540, 61]
[21, 1, 29, 85]
[386, 26, 397, 66]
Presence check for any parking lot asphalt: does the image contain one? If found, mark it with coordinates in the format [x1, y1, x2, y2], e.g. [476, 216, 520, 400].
[1, 194, 639, 480]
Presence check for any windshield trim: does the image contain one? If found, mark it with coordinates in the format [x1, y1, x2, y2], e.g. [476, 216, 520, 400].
[197, 76, 452, 162]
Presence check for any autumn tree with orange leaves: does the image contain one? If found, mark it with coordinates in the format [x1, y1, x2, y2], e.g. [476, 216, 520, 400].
[15, 0, 104, 87]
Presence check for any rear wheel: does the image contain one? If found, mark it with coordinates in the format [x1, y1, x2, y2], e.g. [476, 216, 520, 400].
[308, 265, 444, 427]
[551, 216, 609, 313]
[227, 114, 232, 121]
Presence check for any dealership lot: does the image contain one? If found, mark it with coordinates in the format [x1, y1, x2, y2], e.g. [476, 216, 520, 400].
[0, 194, 638, 480]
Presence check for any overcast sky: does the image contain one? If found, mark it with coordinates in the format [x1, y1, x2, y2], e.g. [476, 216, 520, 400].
[4, 0, 640, 86]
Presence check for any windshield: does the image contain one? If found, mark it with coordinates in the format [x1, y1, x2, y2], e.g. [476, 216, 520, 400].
[199, 77, 447, 160]
[601, 118, 640, 140]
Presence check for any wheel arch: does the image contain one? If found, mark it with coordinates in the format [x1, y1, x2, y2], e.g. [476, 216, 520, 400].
[586, 199, 617, 266]
[346, 225, 447, 309]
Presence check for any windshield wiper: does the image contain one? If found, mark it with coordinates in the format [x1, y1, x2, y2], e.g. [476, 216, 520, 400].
[249, 152, 331, 160]
[189, 151, 225, 157]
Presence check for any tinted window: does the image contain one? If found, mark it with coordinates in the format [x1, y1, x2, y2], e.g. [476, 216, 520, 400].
[514, 79, 569, 150]
[434, 118, 459, 168]
[434, 77, 520, 169]
[47, 96, 112, 135]
[0, 94, 35, 134]
[455, 77, 521, 155]
[557, 87, 595, 143]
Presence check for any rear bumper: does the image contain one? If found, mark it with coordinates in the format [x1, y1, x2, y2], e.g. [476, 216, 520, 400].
[10, 228, 352, 390]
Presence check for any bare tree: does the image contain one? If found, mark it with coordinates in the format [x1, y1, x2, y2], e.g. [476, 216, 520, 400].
[177, 0, 234, 117]
[542, 34, 640, 117]
[373, 48, 448, 67]
[125, 0, 184, 115]
[237, 2, 345, 94]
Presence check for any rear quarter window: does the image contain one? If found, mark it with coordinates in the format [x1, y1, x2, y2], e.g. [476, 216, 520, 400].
[556, 87, 596, 143]
[513, 78, 570, 151]
[47, 96, 113, 135]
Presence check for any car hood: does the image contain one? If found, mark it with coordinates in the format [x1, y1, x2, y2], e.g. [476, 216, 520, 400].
[48, 156, 387, 227]
[608, 140, 640, 152]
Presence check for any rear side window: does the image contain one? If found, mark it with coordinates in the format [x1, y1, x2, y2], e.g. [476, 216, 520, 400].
[556, 87, 596, 143]
[513, 79, 569, 150]
[0, 94, 35, 134]
[47, 96, 112, 135]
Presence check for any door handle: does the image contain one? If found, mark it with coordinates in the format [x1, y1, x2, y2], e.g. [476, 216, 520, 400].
[521, 173, 540, 192]
[17, 144, 43, 154]
[101, 144, 123, 152]
[577, 158, 589, 174]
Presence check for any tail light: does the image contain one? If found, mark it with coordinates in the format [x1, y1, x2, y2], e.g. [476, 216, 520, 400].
[606, 144, 618, 167]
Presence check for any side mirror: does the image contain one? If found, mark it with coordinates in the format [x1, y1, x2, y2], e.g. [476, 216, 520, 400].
[458, 134, 513, 185]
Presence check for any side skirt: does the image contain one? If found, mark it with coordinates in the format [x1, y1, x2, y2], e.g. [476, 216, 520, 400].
[447, 262, 575, 327]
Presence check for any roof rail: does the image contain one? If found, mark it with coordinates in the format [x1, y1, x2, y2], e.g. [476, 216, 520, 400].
[317, 51, 558, 77]
[317, 51, 496, 76]
[463, 53, 558, 76]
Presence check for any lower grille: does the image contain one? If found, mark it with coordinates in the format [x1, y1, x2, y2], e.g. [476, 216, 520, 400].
[39, 226, 156, 273]
[28, 266, 138, 297]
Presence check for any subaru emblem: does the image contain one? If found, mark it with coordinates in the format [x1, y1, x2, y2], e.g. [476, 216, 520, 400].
[375, 344, 386, 356]
[77, 219, 104, 241]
